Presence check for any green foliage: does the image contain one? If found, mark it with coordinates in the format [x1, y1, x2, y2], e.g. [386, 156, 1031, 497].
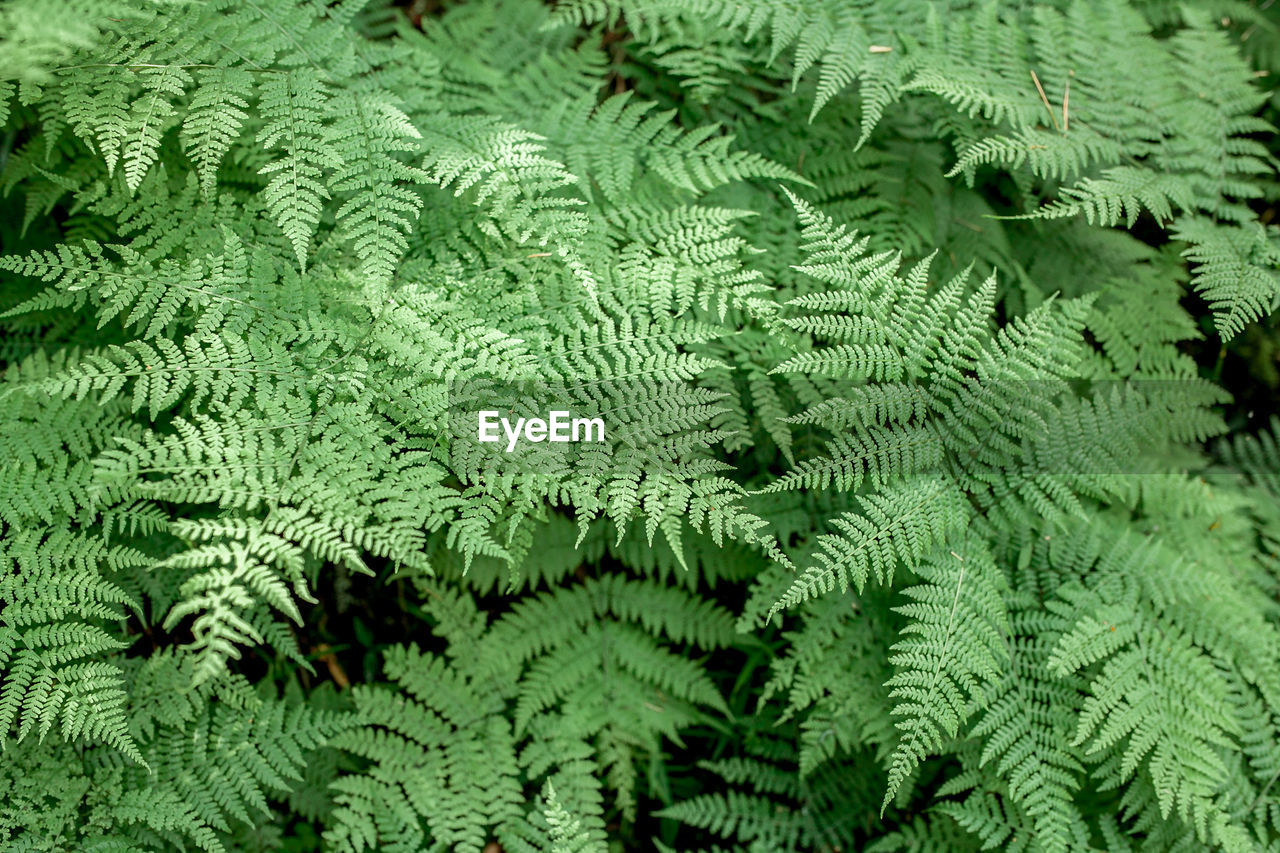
[1, 0, 1278, 851]
[327, 578, 731, 851]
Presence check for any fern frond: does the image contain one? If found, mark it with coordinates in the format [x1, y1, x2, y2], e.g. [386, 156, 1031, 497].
[257, 69, 332, 270]
[882, 544, 1009, 811]
[1173, 216, 1280, 339]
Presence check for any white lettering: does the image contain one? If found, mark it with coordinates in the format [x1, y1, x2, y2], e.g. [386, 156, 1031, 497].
[478, 411, 605, 451]
[478, 411, 500, 442]
[573, 416, 605, 442]
[503, 416, 524, 452]
[549, 410, 570, 442]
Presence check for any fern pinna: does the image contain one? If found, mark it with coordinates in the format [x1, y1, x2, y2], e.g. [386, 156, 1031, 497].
[1, 0, 1279, 850]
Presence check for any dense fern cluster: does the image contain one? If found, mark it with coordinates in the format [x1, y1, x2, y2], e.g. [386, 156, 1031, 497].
[1, 0, 1279, 850]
